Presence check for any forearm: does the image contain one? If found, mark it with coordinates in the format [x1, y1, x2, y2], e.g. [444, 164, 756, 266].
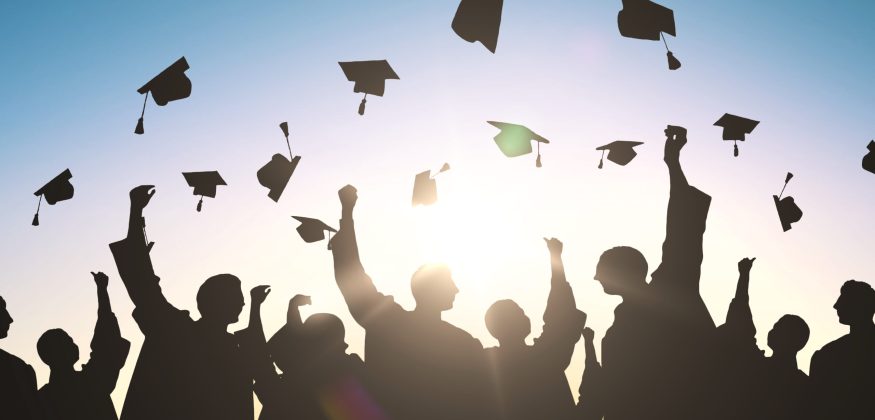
[735, 272, 750, 300]
[550, 254, 567, 286]
[96, 285, 111, 316]
[286, 305, 304, 328]
[667, 159, 689, 190]
[249, 303, 265, 341]
[127, 207, 146, 244]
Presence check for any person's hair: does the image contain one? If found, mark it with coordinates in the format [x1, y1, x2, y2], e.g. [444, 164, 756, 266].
[485, 299, 531, 341]
[37, 328, 74, 366]
[598, 246, 649, 281]
[774, 315, 810, 352]
[840, 280, 875, 315]
[196, 274, 242, 317]
[410, 264, 453, 301]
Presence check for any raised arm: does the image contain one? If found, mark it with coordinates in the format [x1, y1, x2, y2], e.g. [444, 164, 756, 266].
[241, 285, 275, 383]
[578, 327, 605, 420]
[719, 258, 757, 347]
[535, 238, 582, 369]
[109, 185, 170, 312]
[84, 271, 131, 394]
[650, 126, 712, 295]
[331, 185, 398, 327]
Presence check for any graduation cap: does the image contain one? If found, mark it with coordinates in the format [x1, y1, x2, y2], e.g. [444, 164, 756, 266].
[487, 121, 550, 167]
[451, 0, 504, 53]
[338, 60, 399, 115]
[182, 171, 226, 212]
[135, 57, 192, 135]
[32, 169, 74, 226]
[863, 140, 875, 174]
[714, 114, 760, 157]
[412, 163, 451, 206]
[292, 216, 337, 250]
[617, 0, 681, 70]
[773, 172, 802, 232]
[596, 141, 644, 168]
[257, 122, 302, 202]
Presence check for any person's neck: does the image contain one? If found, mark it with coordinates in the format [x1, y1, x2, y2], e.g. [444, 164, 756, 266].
[413, 306, 442, 321]
[49, 365, 76, 382]
[849, 320, 875, 336]
[769, 352, 798, 370]
[198, 318, 230, 333]
[498, 339, 527, 351]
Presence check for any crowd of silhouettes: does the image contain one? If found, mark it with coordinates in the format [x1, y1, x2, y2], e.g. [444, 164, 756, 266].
[2, 127, 874, 420]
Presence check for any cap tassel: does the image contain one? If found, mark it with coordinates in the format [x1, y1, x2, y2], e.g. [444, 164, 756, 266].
[135, 92, 148, 135]
[535, 142, 542, 168]
[598, 150, 605, 169]
[327, 231, 333, 250]
[358, 94, 367, 116]
[734, 141, 739, 157]
[778, 172, 794, 199]
[196, 196, 203, 212]
[662, 33, 681, 70]
[32, 196, 41, 226]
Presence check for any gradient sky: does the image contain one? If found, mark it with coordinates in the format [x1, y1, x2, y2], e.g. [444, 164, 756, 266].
[1, 0, 874, 414]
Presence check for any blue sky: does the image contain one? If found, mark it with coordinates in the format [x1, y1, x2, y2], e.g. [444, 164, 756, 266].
[1, 0, 874, 412]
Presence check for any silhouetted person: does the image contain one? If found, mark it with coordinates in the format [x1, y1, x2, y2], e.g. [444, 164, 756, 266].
[330, 184, 495, 420]
[109, 185, 261, 420]
[577, 327, 604, 420]
[255, 294, 384, 420]
[590, 125, 716, 420]
[0, 296, 44, 420]
[714, 258, 812, 420]
[810, 280, 875, 420]
[37, 272, 130, 420]
[484, 238, 583, 420]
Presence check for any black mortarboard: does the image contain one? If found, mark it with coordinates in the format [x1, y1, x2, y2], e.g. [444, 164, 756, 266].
[773, 172, 802, 232]
[338, 60, 399, 115]
[487, 121, 550, 167]
[292, 216, 337, 249]
[182, 171, 226, 212]
[135, 57, 192, 135]
[257, 122, 301, 202]
[412, 163, 451, 206]
[617, 0, 681, 70]
[451, 0, 504, 53]
[596, 141, 644, 168]
[862, 140, 875, 174]
[32, 169, 74, 226]
[714, 114, 760, 157]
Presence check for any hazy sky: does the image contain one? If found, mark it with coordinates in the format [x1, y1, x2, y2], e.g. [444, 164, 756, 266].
[1, 0, 873, 413]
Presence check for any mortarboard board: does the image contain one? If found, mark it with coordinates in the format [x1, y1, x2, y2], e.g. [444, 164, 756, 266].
[617, 0, 681, 70]
[773, 172, 802, 232]
[135, 57, 192, 135]
[487, 121, 550, 167]
[412, 163, 451, 206]
[596, 141, 644, 168]
[338, 60, 399, 116]
[451, 0, 504, 53]
[863, 140, 875, 174]
[292, 216, 337, 249]
[714, 114, 760, 157]
[182, 171, 226, 212]
[257, 122, 301, 202]
[32, 169, 74, 226]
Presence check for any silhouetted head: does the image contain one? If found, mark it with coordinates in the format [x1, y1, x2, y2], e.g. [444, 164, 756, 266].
[594, 247, 648, 296]
[305, 313, 348, 352]
[410, 264, 458, 312]
[0, 296, 12, 339]
[485, 300, 531, 345]
[37, 329, 79, 369]
[197, 274, 244, 326]
[767, 315, 809, 356]
[834, 280, 875, 326]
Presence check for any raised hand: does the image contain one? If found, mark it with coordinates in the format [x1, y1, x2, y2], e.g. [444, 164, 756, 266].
[129, 185, 156, 211]
[582, 327, 595, 343]
[663, 125, 688, 163]
[91, 271, 109, 289]
[738, 257, 756, 274]
[250, 285, 271, 306]
[544, 237, 563, 256]
[290, 294, 312, 308]
[338, 184, 358, 210]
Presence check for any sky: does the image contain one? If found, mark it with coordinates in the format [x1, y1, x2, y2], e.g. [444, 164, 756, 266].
[1, 0, 874, 415]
